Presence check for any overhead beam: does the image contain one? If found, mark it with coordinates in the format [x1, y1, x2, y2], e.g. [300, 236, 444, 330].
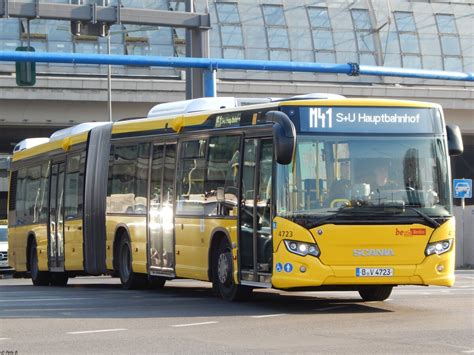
[1, 51, 473, 82]
[0, 1, 210, 29]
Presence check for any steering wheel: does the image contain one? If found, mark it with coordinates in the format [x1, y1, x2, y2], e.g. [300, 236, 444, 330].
[330, 198, 351, 208]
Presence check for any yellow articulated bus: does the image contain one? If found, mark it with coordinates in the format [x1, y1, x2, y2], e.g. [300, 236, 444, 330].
[8, 94, 464, 301]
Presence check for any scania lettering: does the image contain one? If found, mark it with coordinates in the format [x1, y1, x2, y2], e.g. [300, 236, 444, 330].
[353, 249, 395, 257]
[8, 95, 463, 302]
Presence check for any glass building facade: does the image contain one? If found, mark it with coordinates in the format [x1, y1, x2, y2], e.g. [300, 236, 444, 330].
[0, 0, 473, 82]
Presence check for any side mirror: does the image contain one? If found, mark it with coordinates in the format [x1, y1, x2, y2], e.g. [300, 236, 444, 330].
[264, 110, 296, 165]
[446, 124, 463, 156]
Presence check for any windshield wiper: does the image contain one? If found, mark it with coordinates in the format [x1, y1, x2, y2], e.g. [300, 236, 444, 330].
[405, 206, 440, 228]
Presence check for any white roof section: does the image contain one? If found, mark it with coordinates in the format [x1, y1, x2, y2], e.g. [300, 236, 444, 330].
[49, 122, 109, 141]
[13, 138, 50, 153]
[287, 93, 346, 100]
[147, 97, 238, 118]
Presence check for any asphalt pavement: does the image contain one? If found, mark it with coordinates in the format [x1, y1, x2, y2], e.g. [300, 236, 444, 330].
[0, 271, 473, 354]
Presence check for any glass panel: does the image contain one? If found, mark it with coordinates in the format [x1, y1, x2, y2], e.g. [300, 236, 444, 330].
[423, 55, 443, 70]
[403, 54, 422, 68]
[176, 139, 207, 215]
[436, 14, 457, 34]
[351, 9, 371, 30]
[276, 135, 451, 223]
[25, 165, 41, 224]
[205, 135, 240, 216]
[0, 19, 20, 39]
[75, 40, 99, 53]
[356, 31, 375, 52]
[359, 52, 377, 65]
[223, 47, 244, 59]
[394, 12, 416, 32]
[220, 25, 244, 47]
[262, 5, 286, 26]
[108, 144, 140, 214]
[161, 144, 176, 269]
[0, 40, 20, 51]
[307, 7, 331, 29]
[149, 145, 163, 268]
[267, 27, 289, 49]
[316, 51, 336, 63]
[444, 56, 463, 71]
[440, 35, 461, 55]
[38, 163, 50, 223]
[270, 49, 290, 61]
[312, 29, 334, 50]
[399, 33, 420, 54]
[216, 2, 240, 24]
[333, 31, 357, 52]
[16, 169, 26, 223]
[65, 153, 85, 220]
[383, 53, 401, 67]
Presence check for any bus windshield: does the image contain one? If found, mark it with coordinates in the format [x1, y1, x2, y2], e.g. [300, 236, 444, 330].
[276, 135, 451, 226]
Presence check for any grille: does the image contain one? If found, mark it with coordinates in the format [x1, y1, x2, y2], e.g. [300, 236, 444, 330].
[0, 252, 8, 261]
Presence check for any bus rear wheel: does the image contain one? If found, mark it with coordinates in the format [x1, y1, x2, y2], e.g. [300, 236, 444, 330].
[118, 236, 147, 290]
[214, 239, 252, 301]
[358, 286, 393, 302]
[29, 240, 50, 286]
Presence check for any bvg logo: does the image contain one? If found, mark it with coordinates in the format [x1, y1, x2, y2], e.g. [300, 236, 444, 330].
[309, 108, 333, 128]
[395, 228, 426, 236]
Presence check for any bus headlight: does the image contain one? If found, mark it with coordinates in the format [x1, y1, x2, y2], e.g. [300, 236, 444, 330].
[284, 240, 320, 257]
[425, 239, 453, 256]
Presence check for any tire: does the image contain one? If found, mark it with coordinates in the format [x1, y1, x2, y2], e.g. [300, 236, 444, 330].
[50, 272, 69, 287]
[29, 240, 50, 286]
[118, 236, 147, 290]
[148, 276, 167, 289]
[359, 286, 393, 302]
[213, 239, 252, 301]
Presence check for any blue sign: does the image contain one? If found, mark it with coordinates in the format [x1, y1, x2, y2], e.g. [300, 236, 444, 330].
[453, 179, 472, 199]
[284, 263, 293, 273]
[275, 262, 283, 273]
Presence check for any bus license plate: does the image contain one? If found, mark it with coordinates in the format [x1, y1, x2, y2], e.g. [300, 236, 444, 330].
[356, 267, 393, 277]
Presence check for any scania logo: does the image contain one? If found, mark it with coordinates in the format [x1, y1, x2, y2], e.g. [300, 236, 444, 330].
[353, 248, 395, 257]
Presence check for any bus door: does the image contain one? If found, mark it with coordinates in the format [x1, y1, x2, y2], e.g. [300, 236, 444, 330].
[49, 161, 66, 271]
[239, 138, 273, 284]
[148, 142, 176, 276]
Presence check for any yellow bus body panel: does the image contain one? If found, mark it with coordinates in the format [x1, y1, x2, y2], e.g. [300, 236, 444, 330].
[64, 219, 84, 271]
[271, 217, 455, 289]
[175, 217, 238, 282]
[8, 224, 48, 272]
[106, 215, 147, 274]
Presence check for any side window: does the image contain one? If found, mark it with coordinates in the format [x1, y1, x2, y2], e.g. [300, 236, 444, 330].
[16, 168, 27, 223]
[38, 162, 50, 223]
[107, 143, 149, 214]
[176, 139, 207, 215]
[64, 153, 85, 219]
[25, 165, 41, 224]
[205, 135, 241, 216]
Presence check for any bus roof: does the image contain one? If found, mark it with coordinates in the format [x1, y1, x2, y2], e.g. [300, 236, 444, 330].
[12, 96, 441, 162]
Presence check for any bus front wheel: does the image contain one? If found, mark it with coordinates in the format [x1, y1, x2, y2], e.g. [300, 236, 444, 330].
[29, 240, 50, 286]
[358, 286, 393, 302]
[118, 236, 147, 290]
[214, 239, 252, 301]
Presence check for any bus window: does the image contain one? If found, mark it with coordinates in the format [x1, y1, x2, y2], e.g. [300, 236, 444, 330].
[38, 162, 50, 223]
[25, 165, 41, 224]
[65, 153, 85, 220]
[176, 139, 207, 215]
[205, 135, 240, 216]
[107, 144, 149, 214]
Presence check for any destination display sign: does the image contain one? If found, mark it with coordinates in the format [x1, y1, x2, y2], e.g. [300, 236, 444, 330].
[297, 107, 440, 134]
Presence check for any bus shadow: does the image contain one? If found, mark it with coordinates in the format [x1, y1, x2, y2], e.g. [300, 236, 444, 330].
[0, 280, 393, 320]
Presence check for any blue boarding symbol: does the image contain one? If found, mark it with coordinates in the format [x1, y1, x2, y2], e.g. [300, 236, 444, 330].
[275, 262, 283, 272]
[284, 263, 293, 273]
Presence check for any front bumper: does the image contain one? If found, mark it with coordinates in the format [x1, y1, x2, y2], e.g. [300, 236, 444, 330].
[271, 245, 455, 289]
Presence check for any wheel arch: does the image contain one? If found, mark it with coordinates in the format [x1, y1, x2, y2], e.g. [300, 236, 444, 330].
[26, 231, 37, 272]
[112, 224, 131, 272]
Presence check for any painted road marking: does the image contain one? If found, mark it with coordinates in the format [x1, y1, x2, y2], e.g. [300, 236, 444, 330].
[171, 321, 218, 328]
[0, 298, 91, 303]
[250, 314, 287, 319]
[67, 329, 127, 335]
[0, 338, 11, 341]
[462, 350, 474, 353]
